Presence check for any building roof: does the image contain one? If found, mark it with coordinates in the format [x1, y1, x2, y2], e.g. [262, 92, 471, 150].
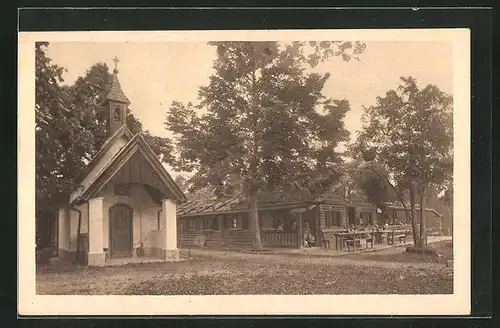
[176, 188, 247, 216]
[74, 125, 134, 186]
[176, 185, 340, 217]
[71, 132, 186, 204]
[177, 184, 442, 217]
[106, 71, 130, 104]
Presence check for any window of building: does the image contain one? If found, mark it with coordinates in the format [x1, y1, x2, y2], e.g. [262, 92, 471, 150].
[203, 216, 216, 230]
[223, 215, 239, 229]
[325, 211, 342, 228]
[185, 218, 197, 231]
[358, 212, 374, 226]
[366, 212, 373, 225]
[114, 106, 122, 121]
[272, 213, 282, 230]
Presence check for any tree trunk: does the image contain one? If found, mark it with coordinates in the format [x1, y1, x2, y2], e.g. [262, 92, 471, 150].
[248, 42, 263, 250]
[408, 180, 420, 248]
[249, 189, 263, 250]
[419, 187, 427, 247]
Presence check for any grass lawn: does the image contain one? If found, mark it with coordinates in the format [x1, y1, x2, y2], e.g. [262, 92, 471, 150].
[37, 242, 453, 295]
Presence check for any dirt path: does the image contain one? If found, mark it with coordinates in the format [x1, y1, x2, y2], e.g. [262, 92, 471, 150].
[182, 247, 451, 271]
[37, 242, 453, 295]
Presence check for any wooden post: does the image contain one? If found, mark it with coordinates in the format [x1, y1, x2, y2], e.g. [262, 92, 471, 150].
[297, 212, 303, 249]
[217, 215, 223, 230]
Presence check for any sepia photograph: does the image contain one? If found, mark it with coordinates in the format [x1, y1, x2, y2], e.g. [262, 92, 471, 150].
[18, 29, 470, 316]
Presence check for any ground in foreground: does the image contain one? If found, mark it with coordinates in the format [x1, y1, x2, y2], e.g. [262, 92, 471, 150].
[37, 242, 453, 295]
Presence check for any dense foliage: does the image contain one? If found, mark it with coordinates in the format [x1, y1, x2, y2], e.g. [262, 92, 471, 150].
[349, 77, 453, 247]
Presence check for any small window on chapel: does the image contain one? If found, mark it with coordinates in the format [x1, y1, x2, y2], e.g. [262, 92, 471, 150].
[114, 106, 122, 120]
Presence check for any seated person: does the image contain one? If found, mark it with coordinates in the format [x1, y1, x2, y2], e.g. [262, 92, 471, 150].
[303, 222, 316, 247]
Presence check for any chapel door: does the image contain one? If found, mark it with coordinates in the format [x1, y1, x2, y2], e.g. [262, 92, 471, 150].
[109, 204, 133, 258]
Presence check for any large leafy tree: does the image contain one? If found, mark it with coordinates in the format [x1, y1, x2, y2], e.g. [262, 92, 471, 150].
[167, 41, 364, 249]
[35, 42, 97, 247]
[35, 42, 92, 216]
[349, 77, 453, 248]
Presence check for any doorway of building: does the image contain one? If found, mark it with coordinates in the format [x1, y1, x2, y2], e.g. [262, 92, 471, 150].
[109, 203, 133, 258]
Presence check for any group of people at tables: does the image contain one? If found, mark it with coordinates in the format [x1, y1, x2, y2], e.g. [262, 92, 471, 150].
[270, 218, 408, 248]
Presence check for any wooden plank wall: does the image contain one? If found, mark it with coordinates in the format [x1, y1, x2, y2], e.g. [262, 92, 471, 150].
[317, 204, 347, 246]
[319, 204, 347, 230]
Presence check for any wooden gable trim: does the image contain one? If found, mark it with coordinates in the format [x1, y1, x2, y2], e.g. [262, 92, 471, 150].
[80, 136, 140, 201]
[78, 134, 186, 203]
[74, 125, 133, 184]
[133, 134, 186, 202]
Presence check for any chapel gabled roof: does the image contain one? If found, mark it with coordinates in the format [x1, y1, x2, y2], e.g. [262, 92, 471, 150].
[70, 133, 186, 204]
[74, 125, 134, 185]
[106, 70, 130, 104]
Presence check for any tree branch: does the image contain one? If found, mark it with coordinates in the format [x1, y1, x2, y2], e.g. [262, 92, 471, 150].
[366, 165, 408, 210]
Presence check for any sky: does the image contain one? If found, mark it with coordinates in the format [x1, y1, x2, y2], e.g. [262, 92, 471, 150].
[45, 41, 453, 177]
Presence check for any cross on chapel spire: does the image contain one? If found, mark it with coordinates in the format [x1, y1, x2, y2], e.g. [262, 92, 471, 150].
[105, 56, 130, 138]
[112, 56, 120, 73]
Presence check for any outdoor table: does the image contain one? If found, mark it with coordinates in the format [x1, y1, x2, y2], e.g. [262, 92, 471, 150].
[334, 231, 372, 251]
[334, 232, 349, 250]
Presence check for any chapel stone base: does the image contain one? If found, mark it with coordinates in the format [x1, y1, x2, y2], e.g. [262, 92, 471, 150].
[87, 252, 106, 266]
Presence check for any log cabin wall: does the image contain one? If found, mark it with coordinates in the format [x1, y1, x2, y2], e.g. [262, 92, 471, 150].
[319, 203, 348, 230]
[177, 208, 305, 249]
[177, 213, 255, 248]
[317, 203, 347, 246]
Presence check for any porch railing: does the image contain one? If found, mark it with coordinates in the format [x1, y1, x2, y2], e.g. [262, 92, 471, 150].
[262, 231, 298, 247]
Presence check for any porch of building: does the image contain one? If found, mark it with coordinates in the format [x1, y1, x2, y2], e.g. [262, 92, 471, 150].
[177, 203, 317, 249]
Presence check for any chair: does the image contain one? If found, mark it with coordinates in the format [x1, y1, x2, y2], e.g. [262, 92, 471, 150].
[345, 236, 355, 252]
[389, 229, 408, 245]
[387, 230, 395, 245]
[320, 230, 330, 249]
[365, 232, 374, 249]
[344, 233, 360, 252]
[398, 230, 409, 244]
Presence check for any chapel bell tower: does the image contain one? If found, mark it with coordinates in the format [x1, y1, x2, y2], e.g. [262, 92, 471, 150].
[105, 56, 130, 137]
